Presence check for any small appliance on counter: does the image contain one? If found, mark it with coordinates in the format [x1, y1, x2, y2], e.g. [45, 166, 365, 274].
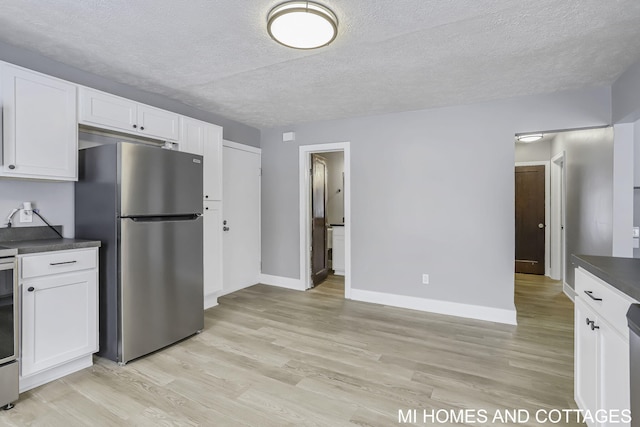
[0, 246, 18, 410]
[75, 142, 204, 364]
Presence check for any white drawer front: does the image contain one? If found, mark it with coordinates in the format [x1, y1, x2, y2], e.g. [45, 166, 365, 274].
[575, 267, 636, 337]
[21, 249, 97, 279]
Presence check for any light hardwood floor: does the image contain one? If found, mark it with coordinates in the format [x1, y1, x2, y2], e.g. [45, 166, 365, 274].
[1, 274, 581, 426]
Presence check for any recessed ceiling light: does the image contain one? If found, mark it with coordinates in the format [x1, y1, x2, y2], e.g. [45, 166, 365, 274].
[516, 133, 543, 143]
[267, 1, 338, 49]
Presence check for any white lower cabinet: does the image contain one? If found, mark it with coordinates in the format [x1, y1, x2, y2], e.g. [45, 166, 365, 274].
[574, 267, 633, 427]
[18, 248, 99, 392]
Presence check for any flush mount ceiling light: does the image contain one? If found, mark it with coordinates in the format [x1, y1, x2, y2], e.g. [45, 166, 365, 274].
[267, 1, 338, 49]
[516, 133, 544, 143]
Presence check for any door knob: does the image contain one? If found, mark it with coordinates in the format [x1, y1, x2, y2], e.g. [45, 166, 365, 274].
[538, 223, 545, 229]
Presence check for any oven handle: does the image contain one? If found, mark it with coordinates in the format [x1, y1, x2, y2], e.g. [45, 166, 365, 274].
[0, 258, 18, 364]
[0, 259, 16, 270]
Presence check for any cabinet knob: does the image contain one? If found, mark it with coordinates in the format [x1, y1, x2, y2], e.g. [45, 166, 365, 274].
[590, 322, 600, 331]
[223, 226, 230, 231]
[133, 124, 137, 129]
[205, 207, 209, 210]
[140, 126, 145, 130]
[205, 195, 209, 199]
[27, 286, 35, 292]
[8, 164, 15, 170]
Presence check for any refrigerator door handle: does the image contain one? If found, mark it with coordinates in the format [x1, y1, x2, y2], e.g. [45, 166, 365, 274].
[125, 214, 201, 222]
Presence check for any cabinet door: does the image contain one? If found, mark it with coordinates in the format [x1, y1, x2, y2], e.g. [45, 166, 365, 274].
[203, 201, 223, 307]
[21, 270, 98, 376]
[575, 298, 598, 418]
[599, 321, 631, 427]
[203, 125, 223, 200]
[180, 116, 205, 155]
[138, 104, 180, 141]
[78, 87, 137, 133]
[2, 65, 77, 180]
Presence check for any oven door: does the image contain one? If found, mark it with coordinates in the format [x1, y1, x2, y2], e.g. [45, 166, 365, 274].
[0, 258, 17, 365]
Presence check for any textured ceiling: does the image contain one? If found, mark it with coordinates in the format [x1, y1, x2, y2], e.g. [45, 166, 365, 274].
[0, 1, 639, 129]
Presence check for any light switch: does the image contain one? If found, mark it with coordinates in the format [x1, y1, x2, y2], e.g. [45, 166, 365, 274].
[633, 227, 640, 238]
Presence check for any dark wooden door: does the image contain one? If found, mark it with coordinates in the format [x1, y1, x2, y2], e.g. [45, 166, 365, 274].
[515, 165, 545, 274]
[311, 154, 328, 285]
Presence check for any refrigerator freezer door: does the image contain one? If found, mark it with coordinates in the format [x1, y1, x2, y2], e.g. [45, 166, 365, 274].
[119, 216, 204, 363]
[120, 143, 203, 216]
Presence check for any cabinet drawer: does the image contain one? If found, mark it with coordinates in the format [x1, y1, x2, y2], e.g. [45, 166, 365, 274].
[21, 249, 97, 279]
[575, 267, 636, 337]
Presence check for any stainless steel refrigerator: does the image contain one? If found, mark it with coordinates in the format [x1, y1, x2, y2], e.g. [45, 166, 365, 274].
[75, 142, 204, 364]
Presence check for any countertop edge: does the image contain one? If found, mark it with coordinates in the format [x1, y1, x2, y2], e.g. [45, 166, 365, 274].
[572, 254, 640, 302]
[1, 239, 102, 255]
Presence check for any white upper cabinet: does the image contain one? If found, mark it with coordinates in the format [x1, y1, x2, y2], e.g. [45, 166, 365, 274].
[180, 116, 222, 200]
[180, 116, 205, 155]
[1, 64, 78, 180]
[79, 87, 179, 142]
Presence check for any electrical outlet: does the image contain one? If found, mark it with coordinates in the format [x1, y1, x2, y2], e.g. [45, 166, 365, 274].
[19, 209, 33, 223]
[422, 274, 429, 285]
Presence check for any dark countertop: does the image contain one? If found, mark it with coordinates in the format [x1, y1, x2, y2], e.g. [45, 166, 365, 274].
[1, 238, 101, 255]
[0, 226, 100, 254]
[572, 255, 640, 302]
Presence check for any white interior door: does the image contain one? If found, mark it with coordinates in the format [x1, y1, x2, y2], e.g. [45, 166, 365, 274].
[222, 142, 261, 295]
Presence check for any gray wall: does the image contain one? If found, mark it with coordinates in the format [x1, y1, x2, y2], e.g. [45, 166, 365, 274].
[261, 87, 612, 311]
[613, 59, 640, 124]
[515, 140, 551, 163]
[551, 128, 614, 287]
[0, 41, 260, 147]
[0, 180, 74, 237]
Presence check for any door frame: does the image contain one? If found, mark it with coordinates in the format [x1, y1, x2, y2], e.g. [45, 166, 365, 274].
[299, 142, 351, 297]
[551, 152, 566, 283]
[515, 161, 550, 277]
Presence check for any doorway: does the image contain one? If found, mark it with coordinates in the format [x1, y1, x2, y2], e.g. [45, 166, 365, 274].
[299, 142, 351, 298]
[515, 165, 546, 275]
[515, 164, 548, 274]
[310, 154, 329, 285]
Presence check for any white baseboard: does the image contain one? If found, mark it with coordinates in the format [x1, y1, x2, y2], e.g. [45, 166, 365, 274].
[563, 282, 576, 302]
[350, 289, 518, 325]
[259, 274, 304, 291]
[204, 293, 218, 309]
[20, 354, 93, 393]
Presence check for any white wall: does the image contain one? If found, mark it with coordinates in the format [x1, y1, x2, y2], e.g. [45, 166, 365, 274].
[612, 123, 634, 258]
[515, 140, 551, 162]
[613, 60, 640, 124]
[261, 87, 611, 316]
[323, 151, 344, 225]
[550, 128, 615, 286]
